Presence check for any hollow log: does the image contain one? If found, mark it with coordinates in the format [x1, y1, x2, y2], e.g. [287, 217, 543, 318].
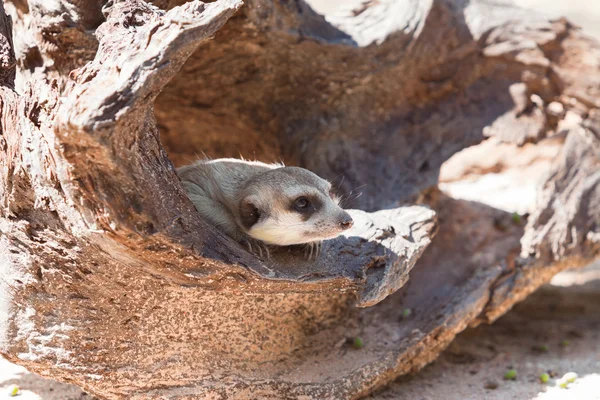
[0, 0, 598, 399]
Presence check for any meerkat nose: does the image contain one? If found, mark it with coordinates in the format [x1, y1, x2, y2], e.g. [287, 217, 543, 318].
[339, 213, 354, 230]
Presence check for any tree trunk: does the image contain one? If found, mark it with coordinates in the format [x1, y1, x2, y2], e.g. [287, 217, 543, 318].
[0, 0, 598, 399]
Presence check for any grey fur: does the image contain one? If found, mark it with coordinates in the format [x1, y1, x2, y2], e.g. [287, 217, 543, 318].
[176, 158, 353, 256]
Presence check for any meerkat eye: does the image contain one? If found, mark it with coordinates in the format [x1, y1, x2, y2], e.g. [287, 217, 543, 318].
[294, 197, 310, 211]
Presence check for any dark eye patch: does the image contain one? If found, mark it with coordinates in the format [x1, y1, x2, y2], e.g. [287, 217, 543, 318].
[291, 194, 321, 221]
[294, 197, 310, 211]
[240, 198, 260, 230]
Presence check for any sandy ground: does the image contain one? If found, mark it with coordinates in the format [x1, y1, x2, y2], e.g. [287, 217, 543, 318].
[0, 362, 89, 400]
[1, 1, 599, 399]
[369, 263, 600, 400]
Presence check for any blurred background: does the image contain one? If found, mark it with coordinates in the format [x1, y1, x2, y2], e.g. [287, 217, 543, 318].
[308, 0, 600, 40]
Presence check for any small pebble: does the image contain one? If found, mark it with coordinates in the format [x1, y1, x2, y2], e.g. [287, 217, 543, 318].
[530, 94, 544, 108]
[511, 212, 521, 225]
[547, 101, 565, 117]
[484, 380, 499, 390]
[504, 369, 517, 380]
[558, 379, 569, 389]
[563, 372, 578, 383]
[7, 384, 19, 397]
[533, 344, 549, 353]
[353, 337, 364, 349]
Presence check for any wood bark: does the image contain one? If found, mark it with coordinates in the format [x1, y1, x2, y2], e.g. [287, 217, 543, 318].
[0, 0, 598, 399]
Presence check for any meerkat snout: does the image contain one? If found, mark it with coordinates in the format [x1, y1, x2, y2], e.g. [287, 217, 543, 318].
[177, 158, 354, 258]
[339, 212, 354, 230]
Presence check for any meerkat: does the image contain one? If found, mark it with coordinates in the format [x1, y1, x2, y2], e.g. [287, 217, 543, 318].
[176, 158, 354, 259]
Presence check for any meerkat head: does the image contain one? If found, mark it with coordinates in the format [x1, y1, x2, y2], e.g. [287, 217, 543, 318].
[236, 167, 353, 246]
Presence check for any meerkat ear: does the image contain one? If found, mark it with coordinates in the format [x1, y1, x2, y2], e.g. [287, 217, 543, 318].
[239, 195, 261, 230]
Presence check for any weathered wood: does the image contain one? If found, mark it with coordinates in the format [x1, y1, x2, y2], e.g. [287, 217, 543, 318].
[0, 0, 598, 399]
